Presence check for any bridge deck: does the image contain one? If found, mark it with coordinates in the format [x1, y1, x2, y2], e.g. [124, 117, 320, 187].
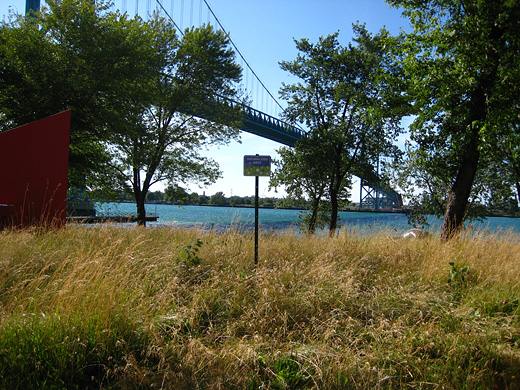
[239, 105, 304, 147]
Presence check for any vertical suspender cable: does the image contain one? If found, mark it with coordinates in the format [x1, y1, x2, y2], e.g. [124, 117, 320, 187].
[244, 64, 248, 96]
[180, 0, 184, 30]
[250, 70, 254, 102]
[155, 0, 184, 36]
[199, 0, 202, 25]
[189, 0, 193, 26]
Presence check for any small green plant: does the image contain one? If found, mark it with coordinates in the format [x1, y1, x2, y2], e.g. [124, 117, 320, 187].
[273, 356, 310, 389]
[448, 261, 470, 286]
[176, 238, 203, 266]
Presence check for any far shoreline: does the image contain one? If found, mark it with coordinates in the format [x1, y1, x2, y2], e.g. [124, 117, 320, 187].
[104, 200, 520, 218]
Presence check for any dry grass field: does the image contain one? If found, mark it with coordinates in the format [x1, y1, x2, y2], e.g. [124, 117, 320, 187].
[0, 224, 519, 389]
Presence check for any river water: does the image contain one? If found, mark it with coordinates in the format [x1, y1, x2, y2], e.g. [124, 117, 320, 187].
[95, 202, 520, 236]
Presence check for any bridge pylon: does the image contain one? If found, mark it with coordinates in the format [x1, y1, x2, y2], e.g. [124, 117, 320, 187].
[358, 157, 403, 210]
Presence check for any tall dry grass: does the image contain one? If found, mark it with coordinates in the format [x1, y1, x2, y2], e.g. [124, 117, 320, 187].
[0, 224, 519, 389]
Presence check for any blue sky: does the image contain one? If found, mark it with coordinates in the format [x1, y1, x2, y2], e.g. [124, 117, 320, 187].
[2, 0, 410, 199]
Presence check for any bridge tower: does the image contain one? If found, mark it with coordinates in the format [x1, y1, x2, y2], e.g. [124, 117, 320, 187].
[25, 0, 39, 14]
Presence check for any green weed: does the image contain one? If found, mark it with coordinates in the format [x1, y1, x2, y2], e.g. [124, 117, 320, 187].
[176, 238, 203, 266]
[448, 261, 470, 286]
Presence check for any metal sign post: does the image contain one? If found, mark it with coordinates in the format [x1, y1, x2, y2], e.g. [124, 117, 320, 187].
[255, 175, 259, 264]
[244, 154, 271, 266]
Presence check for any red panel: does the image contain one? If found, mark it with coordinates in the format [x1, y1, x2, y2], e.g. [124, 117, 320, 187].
[0, 111, 71, 228]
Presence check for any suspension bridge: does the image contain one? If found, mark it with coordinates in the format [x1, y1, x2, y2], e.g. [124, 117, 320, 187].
[15, 0, 402, 210]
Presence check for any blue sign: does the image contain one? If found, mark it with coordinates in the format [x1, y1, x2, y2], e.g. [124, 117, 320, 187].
[244, 155, 271, 176]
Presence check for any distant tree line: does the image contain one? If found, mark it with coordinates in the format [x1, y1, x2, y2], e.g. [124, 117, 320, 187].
[105, 185, 310, 209]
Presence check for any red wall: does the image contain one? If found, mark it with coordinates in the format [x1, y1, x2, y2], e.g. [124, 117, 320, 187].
[0, 111, 71, 228]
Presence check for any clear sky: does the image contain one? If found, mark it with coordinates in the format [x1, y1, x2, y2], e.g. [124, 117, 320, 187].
[2, 0, 410, 200]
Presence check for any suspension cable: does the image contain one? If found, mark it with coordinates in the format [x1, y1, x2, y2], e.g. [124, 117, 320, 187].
[201, 0, 284, 112]
[154, 0, 184, 36]
[154, 0, 284, 114]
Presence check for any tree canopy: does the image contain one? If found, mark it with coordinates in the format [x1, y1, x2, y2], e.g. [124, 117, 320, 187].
[273, 25, 405, 235]
[0, 0, 164, 189]
[388, 0, 520, 238]
[107, 21, 243, 225]
[270, 132, 333, 234]
[1, 0, 244, 225]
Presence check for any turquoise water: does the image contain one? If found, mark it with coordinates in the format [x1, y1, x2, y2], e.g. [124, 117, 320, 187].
[95, 202, 520, 236]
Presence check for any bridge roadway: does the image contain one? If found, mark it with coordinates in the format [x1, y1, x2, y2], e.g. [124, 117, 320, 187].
[228, 100, 304, 147]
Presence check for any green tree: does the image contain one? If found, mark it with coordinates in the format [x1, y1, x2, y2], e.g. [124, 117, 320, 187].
[388, 0, 520, 239]
[229, 196, 243, 207]
[494, 123, 520, 211]
[209, 191, 228, 207]
[189, 192, 201, 205]
[106, 22, 242, 225]
[271, 134, 331, 234]
[199, 194, 210, 205]
[145, 190, 164, 203]
[0, 0, 160, 190]
[164, 185, 189, 204]
[275, 196, 309, 210]
[277, 26, 405, 235]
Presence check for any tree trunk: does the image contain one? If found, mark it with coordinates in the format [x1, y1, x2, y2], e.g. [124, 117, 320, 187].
[307, 198, 319, 235]
[441, 69, 492, 240]
[135, 191, 147, 227]
[132, 168, 149, 227]
[329, 187, 339, 237]
[441, 127, 480, 240]
[515, 181, 520, 210]
[513, 164, 520, 210]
